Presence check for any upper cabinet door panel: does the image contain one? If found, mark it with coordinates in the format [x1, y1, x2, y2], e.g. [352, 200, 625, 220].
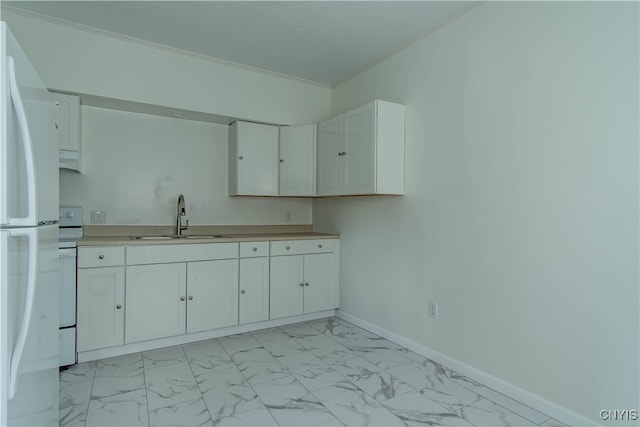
[229, 121, 279, 196]
[317, 115, 344, 196]
[344, 103, 375, 194]
[279, 124, 316, 196]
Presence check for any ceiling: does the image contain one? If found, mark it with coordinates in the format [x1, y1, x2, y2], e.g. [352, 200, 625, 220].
[4, 1, 479, 86]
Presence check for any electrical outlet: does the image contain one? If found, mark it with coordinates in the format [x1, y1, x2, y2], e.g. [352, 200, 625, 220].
[428, 300, 439, 319]
[91, 210, 106, 224]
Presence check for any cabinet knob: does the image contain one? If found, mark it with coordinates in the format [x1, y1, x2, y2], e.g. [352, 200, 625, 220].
[240, 289, 246, 294]
[116, 304, 122, 309]
[279, 159, 284, 163]
[98, 255, 105, 260]
[188, 296, 193, 301]
[299, 283, 304, 287]
[318, 244, 323, 248]
[180, 296, 186, 301]
[338, 151, 347, 156]
[286, 246, 291, 250]
[252, 247, 258, 251]
[305, 282, 309, 287]
[238, 155, 244, 160]
[55, 123, 59, 129]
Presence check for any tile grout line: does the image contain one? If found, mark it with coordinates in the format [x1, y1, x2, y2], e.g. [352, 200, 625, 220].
[141, 353, 152, 427]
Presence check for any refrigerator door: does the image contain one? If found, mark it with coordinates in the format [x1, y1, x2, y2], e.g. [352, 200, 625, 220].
[0, 226, 59, 426]
[0, 22, 59, 227]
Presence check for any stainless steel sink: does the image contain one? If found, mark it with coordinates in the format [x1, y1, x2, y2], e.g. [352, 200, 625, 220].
[130, 235, 231, 240]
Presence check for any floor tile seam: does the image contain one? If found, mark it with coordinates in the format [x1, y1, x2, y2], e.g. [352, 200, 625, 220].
[83, 362, 101, 427]
[181, 342, 217, 426]
[447, 372, 550, 424]
[141, 355, 152, 427]
[341, 319, 549, 425]
[306, 381, 409, 427]
[213, 337, 283, 426]
[537, 416, 553, 425]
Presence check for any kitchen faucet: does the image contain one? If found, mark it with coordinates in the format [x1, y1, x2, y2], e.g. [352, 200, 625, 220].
[176, 194, 188, 236]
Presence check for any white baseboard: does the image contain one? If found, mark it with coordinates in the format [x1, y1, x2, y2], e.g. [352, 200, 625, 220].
[335, 310, 596, 427]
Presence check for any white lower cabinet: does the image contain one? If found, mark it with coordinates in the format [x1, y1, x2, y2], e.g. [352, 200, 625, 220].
[125, 263, 187, 343]
[187, 259, 239, 333]
[76, 238, 338, 357]
[239, 257, 270, 324]
[269, 240, 337, 320]
[77, 247, 125, 352]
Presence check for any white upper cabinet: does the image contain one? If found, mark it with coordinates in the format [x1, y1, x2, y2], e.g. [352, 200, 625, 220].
[51, 91, 82, 172]
[279, 124, 316, 196]
[229, 121, 280, 196]
[317, 100, 405, 196]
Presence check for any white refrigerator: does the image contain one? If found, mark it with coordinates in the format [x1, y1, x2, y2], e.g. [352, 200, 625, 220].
[0, 22, 60, 426]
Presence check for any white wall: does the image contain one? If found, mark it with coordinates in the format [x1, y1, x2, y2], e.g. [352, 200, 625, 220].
[2, 9, 330, 226]
[1, 9, 330, 125]
[314, 2, 639, 424]
[60, 106, 311, 225]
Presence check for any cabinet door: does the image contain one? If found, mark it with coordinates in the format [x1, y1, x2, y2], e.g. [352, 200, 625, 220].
[303, 253, 334, 313]
[187, 259, 239, 333]
[270, 255, 304, 319]
[50, 92, 80, 151]
[279, 125, 316, 196]
[344, 102, 376, 194]
[239, 257, 270, 324]
[125, 263, 187, 343]
[77, 267, 124, 352]
[233, 121, 279, 196]
[317, 115, 344, 195]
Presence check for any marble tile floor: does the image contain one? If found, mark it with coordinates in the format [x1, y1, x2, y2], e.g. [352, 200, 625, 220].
[60, 317, 567, 427]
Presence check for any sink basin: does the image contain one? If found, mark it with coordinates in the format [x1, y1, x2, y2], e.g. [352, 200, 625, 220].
[130, 235, 231, 240]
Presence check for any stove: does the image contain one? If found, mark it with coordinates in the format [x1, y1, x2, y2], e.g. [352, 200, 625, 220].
[59, 206, 83, 366]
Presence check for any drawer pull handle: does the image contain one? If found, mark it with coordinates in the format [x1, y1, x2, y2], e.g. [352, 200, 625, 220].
[98, 255, 104, 260]
[116, 304, 122, 309]
[180, 296, 186, 301]
[188, 296, 193, 301]
[305, 282, 309, 287]
[286, 246, 291, 250]
[240, 289, 246, 294]
[252, 247, 258, 251]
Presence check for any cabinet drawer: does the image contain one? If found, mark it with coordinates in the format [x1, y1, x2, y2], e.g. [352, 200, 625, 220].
[127, 242, 238, 265]
[78, 247, 125, 268]
[270, 239, 334, 256]
[240, 241, 269, 258]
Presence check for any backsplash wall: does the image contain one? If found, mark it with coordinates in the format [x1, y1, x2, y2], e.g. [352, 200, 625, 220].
[60, 106, 313, 226]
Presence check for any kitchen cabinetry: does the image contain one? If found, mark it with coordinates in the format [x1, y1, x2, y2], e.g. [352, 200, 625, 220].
[187, 259, 239, 333]
[77, 247, 125, 352]
[269, 239, 337, 319]
[317, 100, 405, 196]
[229, 121, 279, 196]
[125, 263, 187, 343]
[279, 125, 316, 196]
[51, 91, 82, 172]
[125, 243, 239, 343]
[239, 242, 270, 324]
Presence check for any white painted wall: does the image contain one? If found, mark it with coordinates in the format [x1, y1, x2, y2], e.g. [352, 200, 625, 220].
[2, 9, 329, 226]
[314, 2, 639, 424]
[61, 106, 312, 225]
[1, 9, 330, 125]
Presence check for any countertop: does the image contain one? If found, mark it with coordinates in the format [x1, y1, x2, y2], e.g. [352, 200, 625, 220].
[77, 225, 339, 247]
